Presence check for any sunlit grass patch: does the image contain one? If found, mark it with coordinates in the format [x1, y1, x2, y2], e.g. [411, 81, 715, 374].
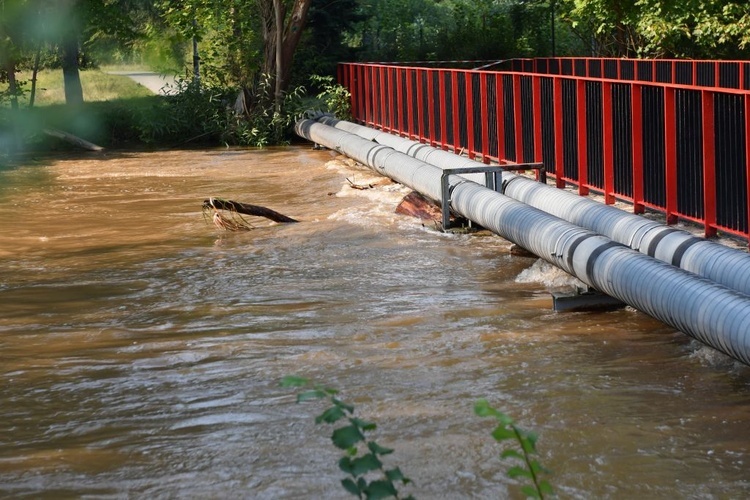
[15, 68, 154, 106]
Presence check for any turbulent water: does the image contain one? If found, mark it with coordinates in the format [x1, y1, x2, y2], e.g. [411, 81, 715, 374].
[1, 146, 750, 499]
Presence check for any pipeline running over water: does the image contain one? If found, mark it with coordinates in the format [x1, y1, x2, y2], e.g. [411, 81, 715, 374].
[296, 117, 750, 366]
[318, 116, 750, 299]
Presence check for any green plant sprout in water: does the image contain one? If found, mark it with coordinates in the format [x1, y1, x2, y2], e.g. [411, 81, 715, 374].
[281, 376, 414, 500]
[474, 399, 554, 499]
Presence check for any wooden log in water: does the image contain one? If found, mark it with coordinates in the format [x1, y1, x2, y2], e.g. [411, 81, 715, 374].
[43, 128, 104, 151]
[203, 198, 298, 223]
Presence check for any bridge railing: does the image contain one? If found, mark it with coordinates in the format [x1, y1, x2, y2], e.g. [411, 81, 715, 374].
[337, 61, 750, 243]
[503, 58, 750, 90]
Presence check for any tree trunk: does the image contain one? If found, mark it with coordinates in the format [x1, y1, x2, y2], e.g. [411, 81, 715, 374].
[278, 0, 312, 90]
[258, 0, 312, 95]
[4, 60, 19, 111]
[29, 44, 41, 108]
[61, 30, 83, 106]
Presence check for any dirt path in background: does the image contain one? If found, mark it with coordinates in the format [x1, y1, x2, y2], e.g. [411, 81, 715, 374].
[107, 71, 179, 94]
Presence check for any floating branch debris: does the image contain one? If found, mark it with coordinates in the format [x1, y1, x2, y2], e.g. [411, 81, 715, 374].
[202, 197, 298, 232]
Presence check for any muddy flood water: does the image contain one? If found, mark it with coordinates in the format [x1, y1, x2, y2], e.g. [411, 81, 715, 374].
[1, 146, 750, 499]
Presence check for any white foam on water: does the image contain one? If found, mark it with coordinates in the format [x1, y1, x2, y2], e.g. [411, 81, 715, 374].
[515, 258, 585, 289]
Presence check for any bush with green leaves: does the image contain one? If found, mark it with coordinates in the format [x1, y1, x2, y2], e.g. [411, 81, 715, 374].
[131, 74, 308, 147]
[307, 74, 352, 121]
[281, 376, 414, 500]
[474, 399, 554, 499]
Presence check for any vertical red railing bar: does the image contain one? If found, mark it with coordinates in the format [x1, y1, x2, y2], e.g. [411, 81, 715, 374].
[427, 69, 436, 146]
[479, 72, 490, 163]
[388, 68, 396, 132]
[395, 67, 404, 135]
[416, 68, 425, 140]
[451, 71, 460, 153]
[465, 71, 476, 159]
[348, 65, 358, 121]
[439, 70, 448, 150]
[576, 79, 589, 195]
[496, 72, 507, 162]
[361, 65, 367, 124]
[702, 90, 717, 237]
[652, 60, 656, 83]
[513, 74, 523, 162]
[532, 76, 543, 173]
[553, 78, 565, 187]
[664, 86, 679, 224]
[692, 61, 697, 86]
[406, 68, 415, 138]
[378, 66, 387, 129]
[370, 66, 380, 127]
[671, 61, 676, 85]
[745, 94, 750, 244]
[359, 65, 366, 123]
[363, 66, 372, 125]
[631, 84, 645, 214]
[601, 82, 615, 204]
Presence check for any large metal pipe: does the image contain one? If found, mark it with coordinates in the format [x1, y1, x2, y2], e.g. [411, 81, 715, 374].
[318, 116, 750, 299]
[296, 118, 750, 365]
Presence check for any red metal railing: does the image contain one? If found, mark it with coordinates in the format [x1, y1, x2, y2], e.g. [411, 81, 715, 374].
[337, 60, 750, 243]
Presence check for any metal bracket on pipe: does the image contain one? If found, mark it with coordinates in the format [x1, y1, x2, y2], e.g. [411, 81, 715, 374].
[440, 163, 546, 230]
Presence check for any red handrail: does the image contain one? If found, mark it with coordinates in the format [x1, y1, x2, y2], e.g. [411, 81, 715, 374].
[338, 60, 750, 243]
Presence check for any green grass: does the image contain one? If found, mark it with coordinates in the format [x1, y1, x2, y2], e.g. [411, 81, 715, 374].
[15, 67, 155, 106]
[2, 67, 178, 150]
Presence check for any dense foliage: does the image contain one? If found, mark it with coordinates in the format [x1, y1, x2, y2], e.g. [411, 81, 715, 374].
[2, 0, 749, 153]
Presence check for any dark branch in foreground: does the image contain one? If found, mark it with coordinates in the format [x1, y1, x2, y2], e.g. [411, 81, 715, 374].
[202, 198, 299, 223]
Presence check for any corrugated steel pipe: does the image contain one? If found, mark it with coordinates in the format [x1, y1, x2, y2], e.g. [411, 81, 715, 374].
[317, 116, 750, 299]
[296, 117, 750, 365]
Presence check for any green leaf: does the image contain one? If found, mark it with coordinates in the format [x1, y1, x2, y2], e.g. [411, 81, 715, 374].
[474, 399, 501, 418]
[339, 456, 354, 475]
[491, 425, 516, 442]
[500, 449, 524, 461]
[351, 453, 383, 476]
[385, 467, 410, 484]
[316, 406, 346, 424]
[297, 389, 327, 402]
[341, 478, 361, 497]
[351, 418, 377, 431]
[508, 465, 533, 479]
[521, 432, 538, 453]
[368, 441, 394, 456]
[520, 485, 542, 499]
[539, 480, 554, 495]
[280, 375, 309, 387]
[332, 425, 365, 449]
[363, 479, 398, 500]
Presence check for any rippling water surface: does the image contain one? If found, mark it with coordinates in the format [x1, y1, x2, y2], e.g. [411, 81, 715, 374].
[1, 147, 750, 499]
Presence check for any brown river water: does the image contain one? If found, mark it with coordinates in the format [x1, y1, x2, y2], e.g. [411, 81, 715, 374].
[1, 146, 750, 499]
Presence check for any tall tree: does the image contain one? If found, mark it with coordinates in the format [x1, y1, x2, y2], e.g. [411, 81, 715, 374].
[258, 0, 312, 98]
